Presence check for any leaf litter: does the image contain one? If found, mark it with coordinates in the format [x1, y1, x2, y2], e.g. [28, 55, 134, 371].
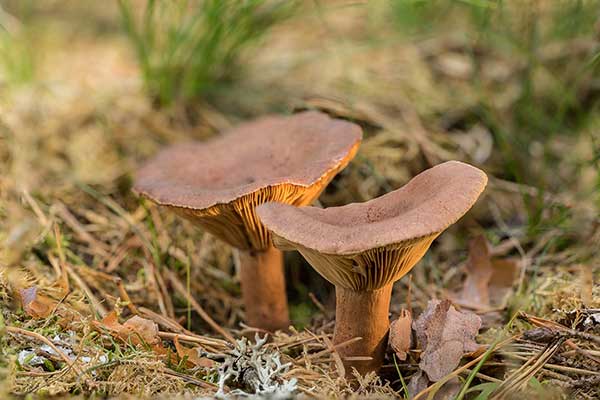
[413, 299, 482, 382]
[1, 1, 599, 399]
[459, 234, 521, 310]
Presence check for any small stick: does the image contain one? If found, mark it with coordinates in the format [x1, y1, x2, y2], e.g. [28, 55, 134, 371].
[564, 339, 600, 365]
[507, 353, 600, 376]
[155, 267, 175, 318]
[55, 202, 110, 257]
[461, 368, 503, 383]
[22, 189, 49, 226]
[163, 368, 218, 390]
[323, 335, 345, 378]
[304, 336, 363, 361]
[52, 225, 70, 294]
[66, 265, 108, 317]
[104, 244, 130, 273]
[158, 332, 229, 354]
[115, 277, 138, 315]
[139, 307, 191, 335]
[308, 292, 327, 315]
[143, 259, 168, 317]
[413, 336, 516, 400]
[165, 270, 235, 344]
[6, 326, 83, 375]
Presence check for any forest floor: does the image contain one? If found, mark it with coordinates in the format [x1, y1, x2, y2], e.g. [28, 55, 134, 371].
[1, 1, 599, 399]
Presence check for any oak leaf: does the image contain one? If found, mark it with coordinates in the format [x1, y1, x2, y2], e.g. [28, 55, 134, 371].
[414, 299, 481, 381]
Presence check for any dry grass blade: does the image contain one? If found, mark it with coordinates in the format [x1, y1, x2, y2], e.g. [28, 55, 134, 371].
[165, 269, 235, 344]
[413, 336, 516, 400]
[490, 337, 566, 399]
[1, 0, 599, 398]
[6, 326, 83, 376]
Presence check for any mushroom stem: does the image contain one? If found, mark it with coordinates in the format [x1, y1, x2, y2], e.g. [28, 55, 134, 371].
[238, 246, 290, 332]
[333, 283, 393, 376]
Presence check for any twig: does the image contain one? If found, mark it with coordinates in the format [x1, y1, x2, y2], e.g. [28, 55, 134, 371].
[413, 336, 516, 400]
[139, 307, 192, 335]
[66, 265, 108, 317]
[55, 202, 110, 257]
[142, 259, 168, 317]
[163, 368, 219, 390]
[491, 338, 565, 399]
[115, 277, 138, 315]
[308, 292, 328, 316]
[304, 336, 363, 361]
[157, 331, 230, 353]
[155, 266, 175, 318]
[6, 326, 83, 375]
[21, 189, 49, 227]
[165, 269, 235, 344]
[323, 335, 345, 378]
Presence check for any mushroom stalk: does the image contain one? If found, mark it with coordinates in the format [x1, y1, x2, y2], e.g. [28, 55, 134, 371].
[333, 283, 393, 375]
[238, 246, 290, 332]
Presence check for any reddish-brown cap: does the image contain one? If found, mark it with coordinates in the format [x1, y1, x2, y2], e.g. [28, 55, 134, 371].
[134, 111, 362, 250]
[257, 161, 487, 290]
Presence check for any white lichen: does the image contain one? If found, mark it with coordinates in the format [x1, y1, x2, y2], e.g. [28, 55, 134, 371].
[210, 334, 297, 399]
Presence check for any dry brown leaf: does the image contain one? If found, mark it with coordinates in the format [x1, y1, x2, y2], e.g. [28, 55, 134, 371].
[173, 336, 215, 368]
[414, 299, 481, 381]
[408, 370, 429, 398]
[461, 235, 520, 308]
[93, 312, 162, 347]
[461, 235, 493, 305]
[488, 258, 520, 305]
[18, 287, 56, 318]
[123, 315, 161, 345]
[389, 308, 412, 361]
[409, 371, 461, 400]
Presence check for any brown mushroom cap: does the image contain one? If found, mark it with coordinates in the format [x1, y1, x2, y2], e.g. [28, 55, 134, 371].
[134, 111, 362, 250]
[256, 161, 487, 290]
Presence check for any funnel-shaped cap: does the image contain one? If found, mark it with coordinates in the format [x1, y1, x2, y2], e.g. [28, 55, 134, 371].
[257, 161, 487, 290]
[134, 111, 362, 250]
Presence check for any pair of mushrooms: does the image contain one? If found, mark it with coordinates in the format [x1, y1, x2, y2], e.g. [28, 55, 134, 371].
[134, 111, 487, 375]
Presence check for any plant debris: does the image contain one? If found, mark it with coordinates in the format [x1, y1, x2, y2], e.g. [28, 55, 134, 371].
[459, 235, 521, 309]
[413, 299, 482, 382]
[0, 0, 599, 398]
[389, 308, 412, 361]
[215, 334, 297, 398]
[18, 286, 56, 319]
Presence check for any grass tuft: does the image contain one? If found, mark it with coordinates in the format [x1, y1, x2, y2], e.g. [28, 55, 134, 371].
[118, 0, 297, 106]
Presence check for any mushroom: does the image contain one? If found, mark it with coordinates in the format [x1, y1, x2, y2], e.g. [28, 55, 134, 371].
[134, 111, 362, 332]
[256, 161, 487, 374]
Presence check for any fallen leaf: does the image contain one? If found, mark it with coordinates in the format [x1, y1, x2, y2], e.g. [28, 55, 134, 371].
[93, 312, 161, 347]
[414, 299, 481, 382]
[18, 287, 56, 318]
[488, 258, 520, 306]
[432, 377, 462, 400]
[408, 371, 461, 400]
[123, 315, 160, 345]
[389, 309, 412, 361]
[460, 235, 520, 308]
[408, 370, 429, 398]
[173, 336, 215, 368]
[461, 235, 493, 305]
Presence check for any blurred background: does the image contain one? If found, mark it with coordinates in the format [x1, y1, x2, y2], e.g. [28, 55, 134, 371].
[0, 0, 599, 397]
